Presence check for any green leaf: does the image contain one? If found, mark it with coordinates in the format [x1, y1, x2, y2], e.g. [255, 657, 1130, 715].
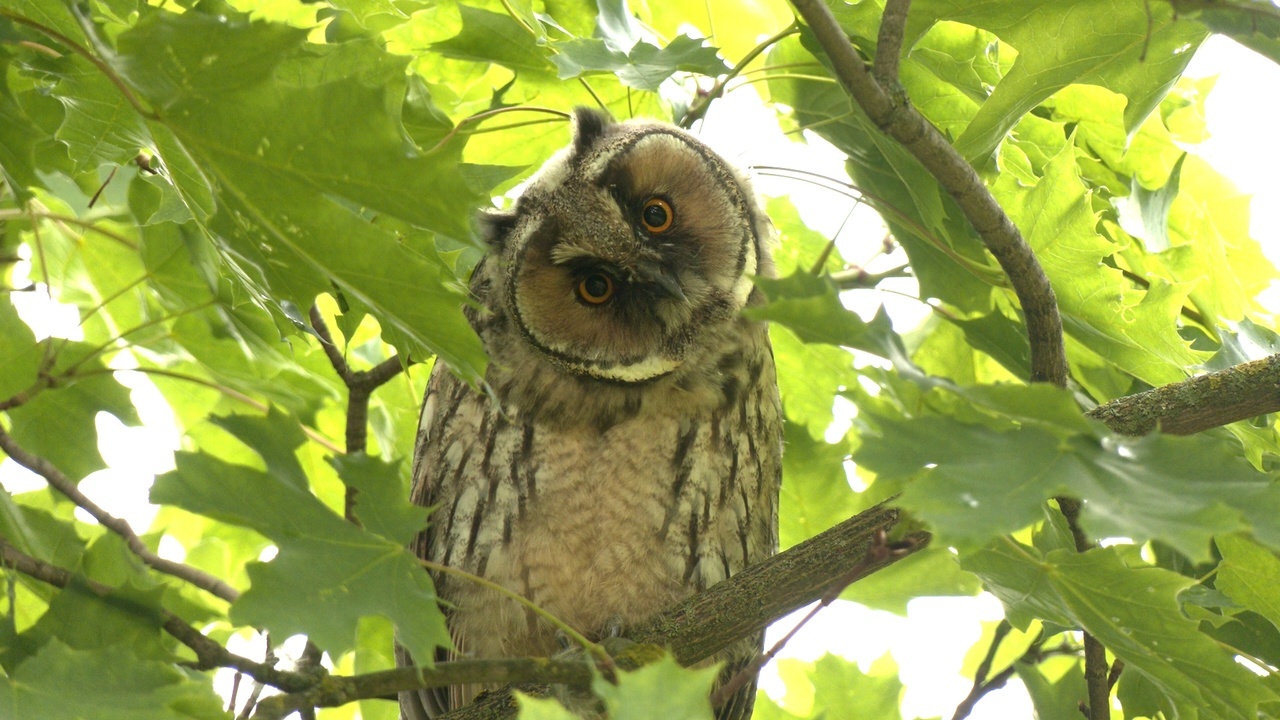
[1216, 534, 1280, 636]
[1119, 153, 1185, 252]
[1188, 0, 1280, 66]
[433, 4, 553, 74]
[0, 640, 227, 720]
[515, 694, 578, 720]
[771, 324, 856, 438]
[748, 270, 904, 360]
[44, 55, 150, 173]
[330, 453, 427, 544]
[766, 38, 1001, 315]
[150, 410, 449, 663]
[6, 345, 140, 481]
[907, 0, 1209, 162]
[112, 8, 489, 379]
[997, 138, 1199, 387]
[859, 407, 1280, 561]
[4, 578, 168, 669]
[0, 299, 39, 400]
[779, 419, 856, 549]
[1016, 661, 1088, 720]
[966, 544, 1278, 719]
[0, 60, 48, 200]
[593, 653, 718, 720]
[841, 545, 981, 614]
[551, 35, 728, 91]
[757, 654, 903, 720]
[0, 490, 86, 572]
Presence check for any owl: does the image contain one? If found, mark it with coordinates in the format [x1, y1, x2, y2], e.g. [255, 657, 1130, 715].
[398, 108, 783, 720]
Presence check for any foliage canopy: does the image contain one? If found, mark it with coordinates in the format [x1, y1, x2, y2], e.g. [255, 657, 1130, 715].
[2, 0, 1280, 718]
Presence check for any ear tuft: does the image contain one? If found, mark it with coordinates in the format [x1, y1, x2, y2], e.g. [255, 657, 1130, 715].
[571, 107, 611, 157]
[475, 209, 517, 249]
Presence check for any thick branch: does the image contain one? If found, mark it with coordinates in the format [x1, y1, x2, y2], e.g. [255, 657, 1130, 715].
[788, 0, 1067, 386]
[0, 424, 239, 603]
[0, 540, 310, 691]
[1088, 353, 1280, 436]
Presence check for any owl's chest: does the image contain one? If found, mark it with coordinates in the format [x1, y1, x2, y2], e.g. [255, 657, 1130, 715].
[503, 421, 697, 626]
[430, 384, 778, 658]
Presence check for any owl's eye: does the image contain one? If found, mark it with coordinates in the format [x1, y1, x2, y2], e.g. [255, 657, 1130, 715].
[640, 197, 674, 234]
[577, 273, 615, 305]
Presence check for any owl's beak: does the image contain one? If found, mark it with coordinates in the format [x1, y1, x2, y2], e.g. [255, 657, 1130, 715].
[636, 262, 686, 302]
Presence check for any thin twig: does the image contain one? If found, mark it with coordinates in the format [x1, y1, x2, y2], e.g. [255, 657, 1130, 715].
[681, 23, 801, 128]
[427, 107, 571, 154]
[709, 528, 920, 707]
[1058, 499, 1110, 720]
[874, 0, 911, 86]
[1107, 659, 1125, 689]
[831, 264, 912, 290]
[0, 208, 139, 250]
[950, 621, 1012, 720]
[0, 425, 240, 603]
[308, 304, 406, 523]
[0, 540, 311, 691]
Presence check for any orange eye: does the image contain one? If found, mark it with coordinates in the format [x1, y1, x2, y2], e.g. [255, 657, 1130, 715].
[577, 273, 615, 305]
[640, 197, 674, 234]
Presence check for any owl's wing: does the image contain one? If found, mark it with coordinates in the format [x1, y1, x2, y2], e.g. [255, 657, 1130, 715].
[399, 363, 467, 719]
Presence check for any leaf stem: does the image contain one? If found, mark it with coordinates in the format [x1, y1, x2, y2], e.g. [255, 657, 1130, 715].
[81, 366, 345, 454]
[750, 166, 1006, 286]
[0, 209, 139, 250]
[0, 10, 157, 120]
[709, 527, 921, 707]
[426, 107, 572, 154]
[417, 558, 614, 673]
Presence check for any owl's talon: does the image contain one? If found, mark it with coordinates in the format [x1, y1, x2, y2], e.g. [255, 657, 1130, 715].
[553, 629, 576, 654]
[600, 635, 636, 658]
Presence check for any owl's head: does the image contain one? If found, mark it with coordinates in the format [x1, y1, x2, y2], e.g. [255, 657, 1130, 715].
[475, 108, 774, 401]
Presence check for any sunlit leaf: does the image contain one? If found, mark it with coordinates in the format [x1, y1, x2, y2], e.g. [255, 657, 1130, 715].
[150, 411, 449, 663]
[0, 640, 226, 720]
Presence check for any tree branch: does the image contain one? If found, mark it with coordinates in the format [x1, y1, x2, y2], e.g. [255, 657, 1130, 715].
[874, 0, 911, 86]
[0, 539, 311, 691]
[243, 502, 926, 718]
[680, 23, 801, 129]
[788, 0, 1067, 386]
[439, 502, 928, 720]
[0, 424, 240, 603]
[308, 303, 406, 523]
[251, 657, 594, 719]
[784, 1, 1103, 712]
[1087, 353, 1280, 436]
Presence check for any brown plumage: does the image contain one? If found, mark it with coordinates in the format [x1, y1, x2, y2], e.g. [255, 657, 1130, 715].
[399, 108, 783, 720]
